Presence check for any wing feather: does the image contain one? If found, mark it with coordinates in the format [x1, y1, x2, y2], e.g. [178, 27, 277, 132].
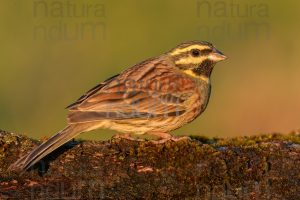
[66, 74, 119, 109]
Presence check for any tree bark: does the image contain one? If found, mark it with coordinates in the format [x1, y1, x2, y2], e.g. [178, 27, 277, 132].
[0, 130, 299, 199]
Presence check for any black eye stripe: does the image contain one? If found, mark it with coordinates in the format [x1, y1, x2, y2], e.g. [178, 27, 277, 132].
[200, 49, 212, 55]
[190, 48, 212, 57]
[172, 48, 213, 62]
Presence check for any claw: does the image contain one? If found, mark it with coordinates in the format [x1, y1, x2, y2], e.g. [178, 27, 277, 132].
[112, 134, 145, 142]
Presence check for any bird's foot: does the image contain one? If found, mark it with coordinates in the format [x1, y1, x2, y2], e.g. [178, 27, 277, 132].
[148, 132, 191, 144]
[170, 136, 191, 142]
[112, 133, 145, 142]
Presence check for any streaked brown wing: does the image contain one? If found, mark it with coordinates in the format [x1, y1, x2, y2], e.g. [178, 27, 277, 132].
[67, 57, 197, 123]
[66, 74, 119, 109]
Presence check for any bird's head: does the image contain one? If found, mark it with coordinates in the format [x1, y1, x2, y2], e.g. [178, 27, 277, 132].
[167, 41, 227, 81]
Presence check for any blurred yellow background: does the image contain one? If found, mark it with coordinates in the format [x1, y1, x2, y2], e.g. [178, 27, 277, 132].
[1, 0, 300, 140]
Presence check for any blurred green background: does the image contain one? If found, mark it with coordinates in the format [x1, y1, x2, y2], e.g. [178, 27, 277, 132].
[1, 0, 300, 140]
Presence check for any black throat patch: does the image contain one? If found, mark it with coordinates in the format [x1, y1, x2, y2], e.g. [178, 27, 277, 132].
[192, 59, 215, 77]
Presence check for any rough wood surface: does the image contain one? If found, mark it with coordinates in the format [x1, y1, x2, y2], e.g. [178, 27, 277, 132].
[0, 130, 299, 199]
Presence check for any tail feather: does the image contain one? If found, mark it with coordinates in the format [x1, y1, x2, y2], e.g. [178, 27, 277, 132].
[9, 124, 87, 171]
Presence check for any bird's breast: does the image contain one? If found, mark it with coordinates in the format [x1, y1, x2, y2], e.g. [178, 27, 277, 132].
[187, 79, 211, 120]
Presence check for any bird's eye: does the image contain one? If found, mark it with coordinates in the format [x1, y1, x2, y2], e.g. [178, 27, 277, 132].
[191, 49, 200, 57]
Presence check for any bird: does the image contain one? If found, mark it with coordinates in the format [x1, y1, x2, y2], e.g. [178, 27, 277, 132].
[10, 41, 227, 171]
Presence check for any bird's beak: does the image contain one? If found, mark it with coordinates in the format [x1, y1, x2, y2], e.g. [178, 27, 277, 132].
[208, 48, 227, 62]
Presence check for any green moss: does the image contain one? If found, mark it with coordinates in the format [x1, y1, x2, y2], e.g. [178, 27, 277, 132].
[190, 135, 219, 144]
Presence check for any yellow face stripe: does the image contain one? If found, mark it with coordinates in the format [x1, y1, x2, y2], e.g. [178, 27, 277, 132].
[175, 56, 206, 65]
[182, 69, 209, 83]
[170, 45, 210, 56]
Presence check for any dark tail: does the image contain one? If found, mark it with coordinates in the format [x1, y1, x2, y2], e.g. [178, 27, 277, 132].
[9, 124, 87, 171]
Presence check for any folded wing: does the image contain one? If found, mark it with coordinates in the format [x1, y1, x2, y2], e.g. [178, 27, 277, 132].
[67, 57, 197, 123]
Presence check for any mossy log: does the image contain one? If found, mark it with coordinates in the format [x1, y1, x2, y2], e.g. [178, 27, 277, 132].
[0, 130, 299, 199]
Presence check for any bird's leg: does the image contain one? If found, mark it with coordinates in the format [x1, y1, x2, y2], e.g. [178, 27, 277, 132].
[149, 132, 172, 139]
[112, 133, 145, 141]
[171, 135, 191, 142]
[148, 132, 190, 144]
